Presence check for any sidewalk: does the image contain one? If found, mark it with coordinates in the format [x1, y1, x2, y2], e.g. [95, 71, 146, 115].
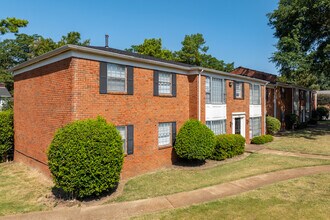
[2, 165, 330, 220]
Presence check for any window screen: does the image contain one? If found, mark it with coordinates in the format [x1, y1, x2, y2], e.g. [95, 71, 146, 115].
[159, 73, 172, 94]
[206, 120, 226, 135]
[158, 123, 172, 146]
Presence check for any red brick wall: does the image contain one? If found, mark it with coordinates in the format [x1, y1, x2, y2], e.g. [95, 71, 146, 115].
[266, 88, 274, 117]
[71, 58, 194, 179]
[14, 58, 75, 175]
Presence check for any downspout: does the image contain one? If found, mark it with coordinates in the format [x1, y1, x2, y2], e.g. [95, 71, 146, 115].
[274, 86, 277, 118]
[198, 69, 204, 121]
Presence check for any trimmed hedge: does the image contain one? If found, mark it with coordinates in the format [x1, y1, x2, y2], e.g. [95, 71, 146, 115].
[251, 135, 274, 145]
[266, 116, 281, 134]
[0, 110, 14, 162]
[47, 117, 124, 199]
[212, 134, 245, 161]
[174, 119, 215, 160]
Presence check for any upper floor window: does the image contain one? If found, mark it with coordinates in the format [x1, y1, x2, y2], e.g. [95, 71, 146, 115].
[250, 84, 261, 105]
[108, 63, 126, 92]
[234, 82, 244, 99]
[154, 71, 176, 97]
[99, 62, 134, 95]
[205, 76, 226, 104]
[159, 73, 172, 94]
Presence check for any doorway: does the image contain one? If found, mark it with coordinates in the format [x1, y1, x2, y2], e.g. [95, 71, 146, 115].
[232, 113, 246, 137]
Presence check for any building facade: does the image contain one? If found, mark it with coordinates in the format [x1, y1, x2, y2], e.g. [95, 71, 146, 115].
[232, 67, 316, 128]
[11, 45, 267, 179]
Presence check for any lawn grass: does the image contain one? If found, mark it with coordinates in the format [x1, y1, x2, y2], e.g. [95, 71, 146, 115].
[134, 173, 330, 220]
[111, 153, 330, 203]
[0, 162, 53, 216]
[265, 120, 330, 155]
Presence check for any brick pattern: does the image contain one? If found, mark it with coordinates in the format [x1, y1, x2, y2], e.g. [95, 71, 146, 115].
[14, 57, 265, 179]
[14, 58, 74, 175]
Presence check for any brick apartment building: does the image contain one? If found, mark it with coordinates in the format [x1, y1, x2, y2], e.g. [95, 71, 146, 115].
[232, 67, 316, 129]
[11, 45, 267, 179]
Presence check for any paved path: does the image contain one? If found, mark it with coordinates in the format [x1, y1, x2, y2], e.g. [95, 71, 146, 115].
[245, 144, 330, 160]
[2, 165, 330, 220]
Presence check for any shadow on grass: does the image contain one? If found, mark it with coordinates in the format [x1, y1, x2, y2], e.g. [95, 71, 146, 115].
[276, 121, 330, 140]
[52, 183, 119, 202]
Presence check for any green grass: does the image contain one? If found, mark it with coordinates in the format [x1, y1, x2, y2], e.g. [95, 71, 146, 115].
[0, 162, 53, 216]
[110, 153, 330, 203]
[265, 121, 330, 155]
[135, 173, 330, 220]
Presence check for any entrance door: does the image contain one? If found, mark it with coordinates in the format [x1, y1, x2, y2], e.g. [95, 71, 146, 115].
[235, 118, 241, 135]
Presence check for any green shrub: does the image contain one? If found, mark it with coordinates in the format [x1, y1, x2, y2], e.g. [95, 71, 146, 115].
[296, 122, 308, 129]
[316, 106, 329, 120]
[174, 119, 215, 160]
[212, 134, 245, 161]
[251, 135, 274, 145]
[47, 117, 124, 199]
[285, 114, 298, 130]
[266, 116, 281, 134]
[0, 110, 14, 162]
[317, 94, 330, 106]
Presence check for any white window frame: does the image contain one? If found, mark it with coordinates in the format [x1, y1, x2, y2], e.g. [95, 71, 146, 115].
[205, 76, 226, 104]
[206, 120, 226, 135]
[158, 72, 172, 95]
[249, 117, 261, 138]
[158, 122, 172, 147]
[107, 63, 127, 92]
[250, 84, 261, 105]
[116, 126, 127, 154]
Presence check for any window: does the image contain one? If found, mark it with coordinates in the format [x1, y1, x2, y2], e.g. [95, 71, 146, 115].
[250, 117, 261, 138]
[205, 76, 226, 104]
[107, 63, 127, 92]
[154, 71, 176, 96]
[250, 84, 261, 105]
[116, 126, 127, 154]
[281, 88, 286, 99]
[159, 72, 172, 94]
[206, 120, 226, 135]
[158, 123, 172, 146]
[234, 82, 244, 99]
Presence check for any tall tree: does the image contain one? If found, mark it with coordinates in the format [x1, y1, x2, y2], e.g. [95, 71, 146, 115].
[0, 17, 28, 35]
[268, 0, 330, 89]
[126, 38, 173, 60]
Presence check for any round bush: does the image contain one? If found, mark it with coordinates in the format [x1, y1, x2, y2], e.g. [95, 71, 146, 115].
[251, 135, 273, 145]
[212, 134, 245, 161]
[0, 110, 13, 162]
[266, 116, 281, 134]
[174, 119, 215, 160]
[47, 117, 124, 199]
[316, 106, 329, 120]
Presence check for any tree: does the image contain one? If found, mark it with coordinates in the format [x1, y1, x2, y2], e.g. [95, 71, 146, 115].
[127, 33, 234, 72]
[0, 17, 28, 35]
[0, 30, 90, 93]
[126, 38, 174, 60]
[175, 33, 209, 66]
[268, 0, 330, 89]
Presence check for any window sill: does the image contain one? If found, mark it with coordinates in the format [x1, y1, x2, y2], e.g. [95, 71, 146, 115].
[106, 91, 128, 95]
[234, 97, 244, 100]
[158, 94, 174, 97]
[158, 145, 172, 150]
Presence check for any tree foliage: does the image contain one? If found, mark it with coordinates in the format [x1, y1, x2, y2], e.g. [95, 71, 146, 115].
[268, 0, 330, 89]
[127, 33, 234, 72]
[0, 17, 90, 93]
[0, 17, 28, 35]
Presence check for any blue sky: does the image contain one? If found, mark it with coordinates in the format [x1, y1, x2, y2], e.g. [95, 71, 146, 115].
[1, 0, 279, 74]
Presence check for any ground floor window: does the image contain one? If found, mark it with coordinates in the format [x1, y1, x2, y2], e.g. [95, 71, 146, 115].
[250, 117, 261, 138]
[158, 122, 172, 146]
[206, 120, 226, 135]
[116, 126, 127, 154]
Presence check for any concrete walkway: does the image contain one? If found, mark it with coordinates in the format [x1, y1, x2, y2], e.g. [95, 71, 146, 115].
[2, 165, 330, 220]
[245, 144, 330, 160]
